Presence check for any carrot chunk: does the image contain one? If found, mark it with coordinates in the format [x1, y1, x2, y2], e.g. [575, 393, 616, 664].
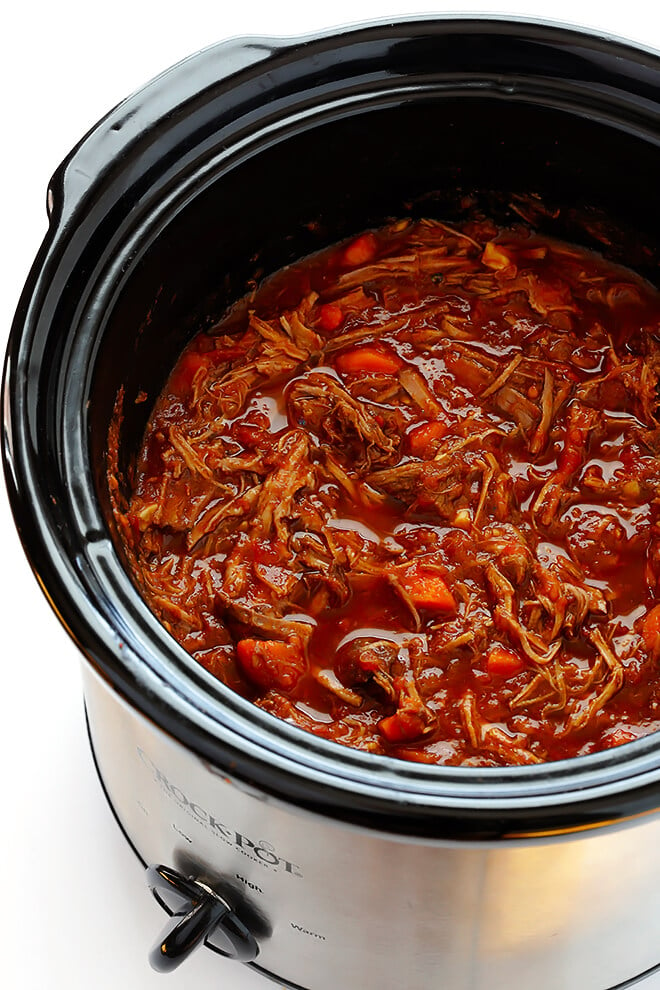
[318, 303, 344, 332]
[170, 346, 244, 393]
[642, 604, 660, 657]
[236, 639, 306, 692]
[487, 646, 526, 679]
[170, 351, 209, 392]
[400, 568, 456, 612]
[379, 711, 428, 743]
[335, 346, 402, 376]
[407, 420, 448, 457]
[342, 232, 377, 266]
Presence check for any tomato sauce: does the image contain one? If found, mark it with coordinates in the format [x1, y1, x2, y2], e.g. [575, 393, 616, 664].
[111, 216, 660, 766]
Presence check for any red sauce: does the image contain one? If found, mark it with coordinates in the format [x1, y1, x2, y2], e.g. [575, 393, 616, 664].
[112, 217, 660, 766]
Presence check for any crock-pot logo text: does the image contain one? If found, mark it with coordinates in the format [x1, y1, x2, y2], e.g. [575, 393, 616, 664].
[137, 749, 302, 877]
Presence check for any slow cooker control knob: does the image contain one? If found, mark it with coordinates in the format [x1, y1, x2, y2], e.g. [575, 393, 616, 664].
[146, 865, 258, 972]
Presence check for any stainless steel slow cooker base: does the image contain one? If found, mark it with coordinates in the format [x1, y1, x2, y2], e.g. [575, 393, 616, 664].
[88, 727, 660, 990]
[6, 17, 660, 990]
[84, 663, 660, 990]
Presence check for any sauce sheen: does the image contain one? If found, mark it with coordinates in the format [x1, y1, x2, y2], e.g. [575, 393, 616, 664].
[111, 217, 660, 767]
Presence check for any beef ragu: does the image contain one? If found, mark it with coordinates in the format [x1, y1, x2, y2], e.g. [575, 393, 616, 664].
[110, 216, 660, 767]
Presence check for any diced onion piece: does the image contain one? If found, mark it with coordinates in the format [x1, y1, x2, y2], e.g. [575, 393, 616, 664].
[398, 366, 442, 417]
[133, 503, 158, 530]
[452, 508, 472, 530]
[482, 241, 513, 270]
[487, 646, 526, 679]
[236, 638, 306, 692]
[335, 346, 402, 376]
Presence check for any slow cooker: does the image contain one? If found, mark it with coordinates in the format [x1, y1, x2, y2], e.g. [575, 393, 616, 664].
[4, 16, 660, 990]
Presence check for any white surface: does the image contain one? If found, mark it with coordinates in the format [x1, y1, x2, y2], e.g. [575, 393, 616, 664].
[2, 2, 660, 988]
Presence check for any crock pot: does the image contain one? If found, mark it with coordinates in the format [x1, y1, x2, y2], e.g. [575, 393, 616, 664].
[4, 16, 660, 990]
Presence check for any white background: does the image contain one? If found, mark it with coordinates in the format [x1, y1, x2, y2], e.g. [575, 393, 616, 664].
[2, 2, 660, 988]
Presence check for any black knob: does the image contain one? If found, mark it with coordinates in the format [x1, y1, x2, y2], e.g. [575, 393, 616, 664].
[146, 865, 259, 972]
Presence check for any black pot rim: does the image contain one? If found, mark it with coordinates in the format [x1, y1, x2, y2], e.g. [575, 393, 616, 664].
[5, 14, 660, 841]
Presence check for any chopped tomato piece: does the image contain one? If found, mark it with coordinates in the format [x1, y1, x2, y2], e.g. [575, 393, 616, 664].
[335, 346, 402, 376]
[208, 345, 246, 362]
[318, 303, 344, 332]
[535, 567, 563, 604]
[557, 431, 586, 477]
[407, 420, 448, 457]
[236, 639, 306, 692]
[554, 404, 599, 479]
[379, 710, 428, 743]
[642, 604, 660, 657]
[487, 646, 526, 679]
[526, 274, 574, 315]
[604, 728, 637, 748]
[342, 232, 377, 266]
[125, 512, 142, 542]
[400, 568, 456, 612]
[233, 424, 271, 449]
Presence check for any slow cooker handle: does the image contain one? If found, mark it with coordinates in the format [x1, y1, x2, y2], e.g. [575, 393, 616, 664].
[146, 865, 258, 972]
[45, 36, 282, 227]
